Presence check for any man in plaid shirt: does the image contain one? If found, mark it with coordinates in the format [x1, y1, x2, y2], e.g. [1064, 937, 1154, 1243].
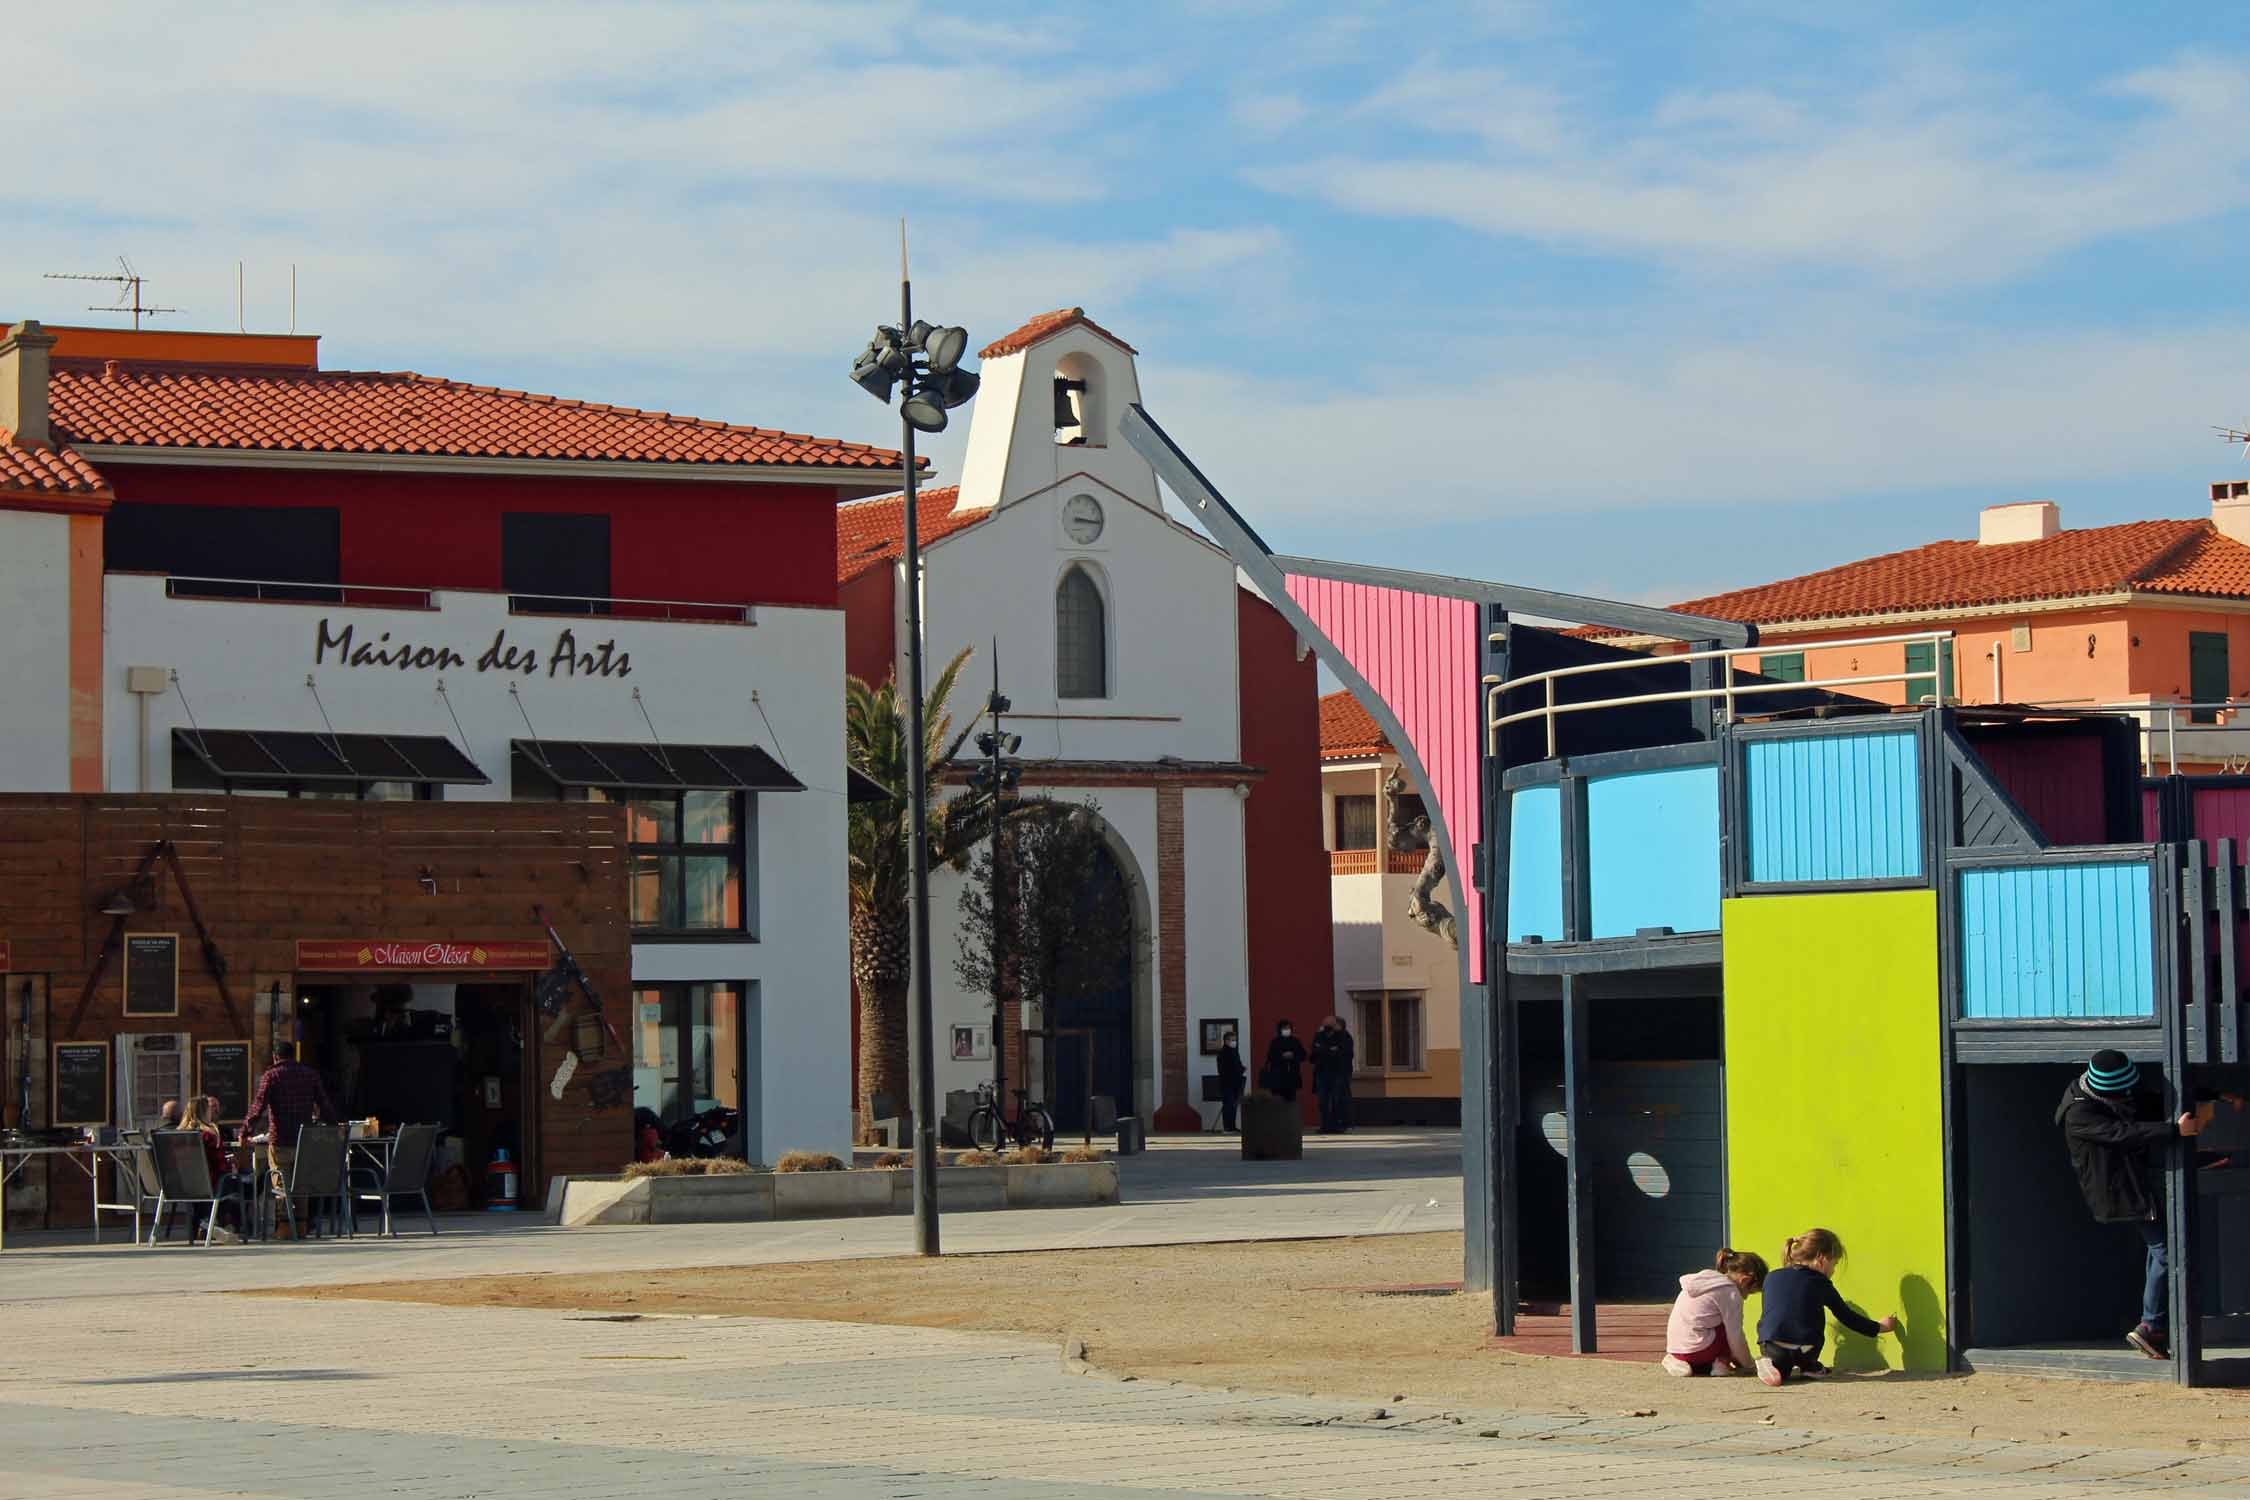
[244, 1041, 339, 1217]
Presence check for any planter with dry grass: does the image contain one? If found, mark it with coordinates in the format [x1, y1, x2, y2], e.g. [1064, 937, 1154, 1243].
[551, 1148, 1119, 1226]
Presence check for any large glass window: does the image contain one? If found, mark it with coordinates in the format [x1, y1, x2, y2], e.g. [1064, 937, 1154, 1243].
[511, 751, 751, 936]
[614, 789, 743, 932]
[633, 982, 743, 1126]
[1056, 565, 1108, 698]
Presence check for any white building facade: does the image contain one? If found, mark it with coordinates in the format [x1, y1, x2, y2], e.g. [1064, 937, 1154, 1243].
[840, 310, 1332, 1134]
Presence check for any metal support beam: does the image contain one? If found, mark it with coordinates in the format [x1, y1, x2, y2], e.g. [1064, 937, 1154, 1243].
[1562, 972, 1596, 1354]
[1687, 638, 1721, 740]
[1480, 603, 1513, 1329]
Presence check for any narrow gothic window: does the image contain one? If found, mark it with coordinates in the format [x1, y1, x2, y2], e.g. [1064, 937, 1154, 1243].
[1056, 565, 1108, 698]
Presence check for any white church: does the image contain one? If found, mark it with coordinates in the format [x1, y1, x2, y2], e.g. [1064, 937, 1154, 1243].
[837, 309, 1333, 1133]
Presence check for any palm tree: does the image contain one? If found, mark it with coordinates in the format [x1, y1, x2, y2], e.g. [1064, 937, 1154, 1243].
[845, 646, 982, 1138]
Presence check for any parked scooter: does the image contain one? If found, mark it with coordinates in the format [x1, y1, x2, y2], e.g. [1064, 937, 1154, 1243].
[662, 1106, 739, 1160]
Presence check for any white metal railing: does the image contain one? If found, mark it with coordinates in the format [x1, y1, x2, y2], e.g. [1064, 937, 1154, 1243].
[156, 574, 756, 624]
[1485, 630, 1956, 757]
[2042, 701, 2250, 776]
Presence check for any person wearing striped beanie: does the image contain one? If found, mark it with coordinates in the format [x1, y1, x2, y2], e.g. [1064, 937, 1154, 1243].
[2056, 1050, 2201, 1360]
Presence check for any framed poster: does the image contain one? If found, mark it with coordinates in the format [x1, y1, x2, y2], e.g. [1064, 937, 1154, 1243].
[123, 933, 180, 1018]
[198, 1039, 253, 1123]
[949, 1024, 990, 1062]
[52, 1040, 110, 1128]
[1199, 1018, 1240, 1056]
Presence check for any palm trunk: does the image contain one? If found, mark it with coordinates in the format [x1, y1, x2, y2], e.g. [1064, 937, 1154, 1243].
[850, 901, 911, 1143]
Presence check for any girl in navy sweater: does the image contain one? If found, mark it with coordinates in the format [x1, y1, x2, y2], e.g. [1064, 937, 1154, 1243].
[1755, 1228, 1898, 1386]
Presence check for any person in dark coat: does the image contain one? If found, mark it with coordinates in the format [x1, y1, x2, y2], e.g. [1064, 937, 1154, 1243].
[1215, 1030, 1247, 1132]
[2054, 1049, 2216, 1360]
[1263, 1020, 1309, 1103]
[1311, 1015, 1356, 1133]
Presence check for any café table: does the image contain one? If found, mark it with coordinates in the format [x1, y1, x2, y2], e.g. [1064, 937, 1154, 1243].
[346, 1135, 399, 1236]
[0, 1141, 147, 1244]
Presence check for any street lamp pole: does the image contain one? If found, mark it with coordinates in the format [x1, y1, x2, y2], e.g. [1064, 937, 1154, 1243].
[852, 229, 977, 1256]
[895, 261, 942, 1257]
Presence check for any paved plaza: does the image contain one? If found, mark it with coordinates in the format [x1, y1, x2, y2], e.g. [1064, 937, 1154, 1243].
[4, 1133, 2248, 1496]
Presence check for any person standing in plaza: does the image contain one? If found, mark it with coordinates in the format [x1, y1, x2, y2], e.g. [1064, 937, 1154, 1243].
[1216, 1030, 1247, 1132]
[243, 1041, 339, 1228]
[1263, 1020, 1309, 1103]
[1311, 1015, 1356, 1134]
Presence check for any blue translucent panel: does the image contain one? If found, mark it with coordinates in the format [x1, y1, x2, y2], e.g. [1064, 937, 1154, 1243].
[1586, 766, 1719, 938]
[1507, 785, 1564, 943]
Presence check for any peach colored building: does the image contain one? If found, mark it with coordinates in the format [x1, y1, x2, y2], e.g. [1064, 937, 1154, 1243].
[1318, 691, 1461, 1124]
[1586, 489, 2250, 773]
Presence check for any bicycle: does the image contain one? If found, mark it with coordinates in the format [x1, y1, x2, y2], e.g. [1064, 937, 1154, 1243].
[967, 1081, 1055, 1152]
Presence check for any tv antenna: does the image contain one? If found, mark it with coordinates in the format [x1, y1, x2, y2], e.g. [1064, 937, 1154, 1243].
[43, 256, 178, 329]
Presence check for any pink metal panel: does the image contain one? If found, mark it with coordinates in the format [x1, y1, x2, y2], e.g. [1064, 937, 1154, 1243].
[1285, 575, 1485, 981]
[2193, 785, 2250, 855]
[2143, 786, 2162, 842]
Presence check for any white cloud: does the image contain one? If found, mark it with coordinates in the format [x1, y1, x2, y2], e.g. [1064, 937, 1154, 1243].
[1140, 320, 2245, 527]
[1252, 54, 2250, 282]
[1232, 93, 1310, 135]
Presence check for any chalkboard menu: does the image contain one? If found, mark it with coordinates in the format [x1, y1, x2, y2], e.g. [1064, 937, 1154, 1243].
[122, 933, 179, 1017]
[52, 1041, 109, 1127]
[198, 1040, 253, 1123]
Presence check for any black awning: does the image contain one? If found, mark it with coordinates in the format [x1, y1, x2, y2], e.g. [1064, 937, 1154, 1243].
[847, 767, 897, 805]
[172, 728, 490, 785]
[512, 739, 804, 793]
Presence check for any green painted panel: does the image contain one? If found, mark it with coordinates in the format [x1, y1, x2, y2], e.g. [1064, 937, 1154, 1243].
[1722, 890, 1947, 1371]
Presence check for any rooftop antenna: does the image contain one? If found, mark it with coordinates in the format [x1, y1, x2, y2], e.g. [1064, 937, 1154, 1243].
[42, 256, 177, 329]
[2219, 422, 2250, 460]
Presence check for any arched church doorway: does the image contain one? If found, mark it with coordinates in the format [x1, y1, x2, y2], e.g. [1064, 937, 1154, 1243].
[1045, 828, 1139, 1133]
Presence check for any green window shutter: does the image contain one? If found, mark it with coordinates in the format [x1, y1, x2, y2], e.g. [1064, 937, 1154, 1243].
[1762, 652, 1805, 684]
[2191, 632, 2230, 724]
[1904, 641, 1954, 704]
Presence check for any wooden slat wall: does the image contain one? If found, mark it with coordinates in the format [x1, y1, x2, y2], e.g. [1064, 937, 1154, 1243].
[0, 794, 629, 1219]
[1957, 859, 2155, 1020]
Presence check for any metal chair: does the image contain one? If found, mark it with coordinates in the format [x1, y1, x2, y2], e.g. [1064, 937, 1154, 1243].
[350, 1123, 440, 1236]
[281, 1124, 352, 1239]
[146, 1131, 247, 1248]
[120, 1132, 164, 1244]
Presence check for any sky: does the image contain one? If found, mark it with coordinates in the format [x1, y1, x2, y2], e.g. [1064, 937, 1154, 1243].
[12, 2, 2250, 608]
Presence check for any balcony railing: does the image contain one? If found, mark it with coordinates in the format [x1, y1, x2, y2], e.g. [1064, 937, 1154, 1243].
[1329, 848, 1430, 876]
[153, 574, 756, 624]
[1487, 629, 1956, 758]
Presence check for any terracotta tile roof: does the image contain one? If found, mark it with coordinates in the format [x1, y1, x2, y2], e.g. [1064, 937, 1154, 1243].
[45, 359, 905, 473]
[1319, 690, 1390, 760]
[836, 486, 992, 584]
[0, 434, 111, 499]
[978, 308, 1138, 361]
[1584, 518, 2250, 638]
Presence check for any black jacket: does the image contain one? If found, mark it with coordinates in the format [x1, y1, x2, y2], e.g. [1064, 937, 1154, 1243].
[1756, 1265, 1879, 1349]
[2056, 1078, 2180, 1224]
[1311, 1027, 1355, 1081]
[1264, 1034, 1308, 1092]
[1216, 1044, 1246, 1090]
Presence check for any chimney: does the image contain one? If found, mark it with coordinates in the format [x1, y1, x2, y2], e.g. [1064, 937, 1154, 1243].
[1978, 500, 2059, 546]
[2212, 481, 2250, 547]
[0, 320, 57, 445]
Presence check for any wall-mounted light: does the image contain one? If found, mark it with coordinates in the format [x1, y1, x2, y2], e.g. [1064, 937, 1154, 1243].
[98, 888, 136, 917]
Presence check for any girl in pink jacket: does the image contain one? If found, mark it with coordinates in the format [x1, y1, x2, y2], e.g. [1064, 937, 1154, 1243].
[1662, 1248, 1768, 1376]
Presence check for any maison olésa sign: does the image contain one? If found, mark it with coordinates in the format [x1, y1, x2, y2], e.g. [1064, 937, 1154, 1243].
[314, 618, 632, 679]
[296, 940, 552, 972]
